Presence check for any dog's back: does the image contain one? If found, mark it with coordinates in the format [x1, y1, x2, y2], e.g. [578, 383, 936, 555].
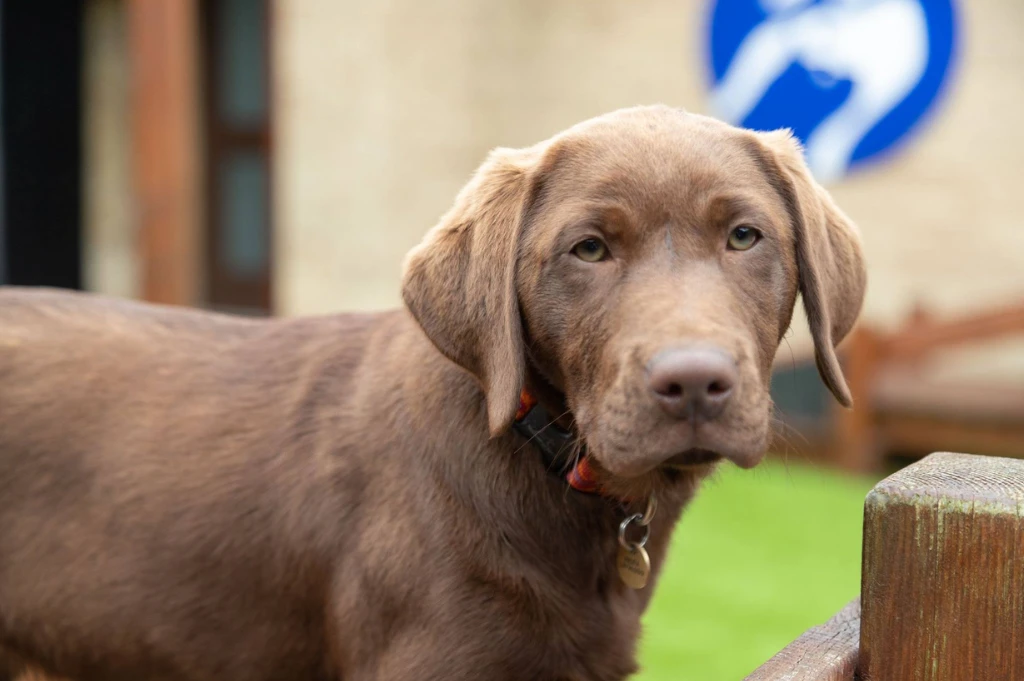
[0, 287, 387, 681]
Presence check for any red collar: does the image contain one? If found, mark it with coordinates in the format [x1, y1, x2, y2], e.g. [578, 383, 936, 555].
[513, 389, 605, 496]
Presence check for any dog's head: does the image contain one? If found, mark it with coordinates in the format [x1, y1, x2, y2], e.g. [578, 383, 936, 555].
[402, 106, 865, 495]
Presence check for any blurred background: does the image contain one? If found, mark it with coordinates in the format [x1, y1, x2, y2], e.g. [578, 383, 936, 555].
[1, 0, 1021, 678]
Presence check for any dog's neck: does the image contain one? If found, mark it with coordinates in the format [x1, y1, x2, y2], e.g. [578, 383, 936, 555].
[390, 322, 700, 676]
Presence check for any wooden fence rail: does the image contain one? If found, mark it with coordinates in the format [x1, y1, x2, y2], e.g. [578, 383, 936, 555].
[746, 452, 1024, 680]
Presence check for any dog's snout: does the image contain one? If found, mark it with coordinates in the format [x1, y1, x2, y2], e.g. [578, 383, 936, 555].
[647, 347, 737, 420]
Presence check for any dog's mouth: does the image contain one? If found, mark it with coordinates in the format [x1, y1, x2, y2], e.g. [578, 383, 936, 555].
[661, 448, 723, 469]
[588, 446, 722, 502]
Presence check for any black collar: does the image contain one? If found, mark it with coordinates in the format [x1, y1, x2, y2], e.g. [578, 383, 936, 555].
[511, 389, 605, 495]
[512, 398, 580, 476]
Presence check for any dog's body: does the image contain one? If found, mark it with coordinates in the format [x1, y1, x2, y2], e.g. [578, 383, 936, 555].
[1, 291, 676, 680]
[0, 107, 865, 680]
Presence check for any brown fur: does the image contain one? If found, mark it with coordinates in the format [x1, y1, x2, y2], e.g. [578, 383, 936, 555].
[0, 106, 865, 680]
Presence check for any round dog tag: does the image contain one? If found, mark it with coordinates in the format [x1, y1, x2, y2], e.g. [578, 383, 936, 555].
[616, 544, 651, 589]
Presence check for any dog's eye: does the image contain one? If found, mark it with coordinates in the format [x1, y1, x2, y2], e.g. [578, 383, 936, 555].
[572, 238, 609, 263]
[727, 226, 761, 251]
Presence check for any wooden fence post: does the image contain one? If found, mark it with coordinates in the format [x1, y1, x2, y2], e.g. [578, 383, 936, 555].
[833, 325, 882, 473]
[747, 452, 1024, 679]
[860, 452, 1024, 680]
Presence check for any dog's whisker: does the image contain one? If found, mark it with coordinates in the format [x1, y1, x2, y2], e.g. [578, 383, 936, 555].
[561, 437, 588, 502]
[769, 409, 812, 477]
[770, 407, 811, 448]
[512, 409, 575, 457]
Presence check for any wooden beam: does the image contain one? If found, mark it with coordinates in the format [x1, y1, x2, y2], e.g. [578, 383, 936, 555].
[832, 325, 883, 472]
[127, 0, 200, 305]
[860, 452, 1024, 680]
[881, 302, 1024, 363]
[744, 599, 860, 681]
[877, 416, 1024, 461]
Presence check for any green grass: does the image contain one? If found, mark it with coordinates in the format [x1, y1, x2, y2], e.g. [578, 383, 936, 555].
[636, 458, 876, 680]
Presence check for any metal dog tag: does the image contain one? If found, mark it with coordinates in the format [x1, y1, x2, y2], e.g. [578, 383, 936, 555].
[616, 544, 651, 589]
[616, 498, 656, 589]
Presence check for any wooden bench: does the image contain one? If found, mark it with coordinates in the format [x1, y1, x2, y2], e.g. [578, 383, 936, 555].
[746, 451, 1024, 680]
[832, 302, 1024, 472]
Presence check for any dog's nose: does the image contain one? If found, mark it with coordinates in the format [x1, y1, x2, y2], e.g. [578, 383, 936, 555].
[647, 347, 737, 421]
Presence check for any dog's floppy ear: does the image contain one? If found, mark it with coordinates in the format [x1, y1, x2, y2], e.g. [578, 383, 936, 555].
[757, 130, 867, 407]
[402, 145, 542, 436]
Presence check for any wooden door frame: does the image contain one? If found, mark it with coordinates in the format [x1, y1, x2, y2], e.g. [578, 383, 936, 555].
[127, 0, 202, 306]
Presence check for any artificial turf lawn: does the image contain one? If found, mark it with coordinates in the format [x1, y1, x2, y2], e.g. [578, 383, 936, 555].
[635, 458, 876, 680]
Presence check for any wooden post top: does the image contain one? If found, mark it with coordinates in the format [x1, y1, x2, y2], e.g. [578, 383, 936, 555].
[868, 451, 1024, 510]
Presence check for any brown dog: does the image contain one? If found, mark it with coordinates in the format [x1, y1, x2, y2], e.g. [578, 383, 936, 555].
[0, 106, 865, 681]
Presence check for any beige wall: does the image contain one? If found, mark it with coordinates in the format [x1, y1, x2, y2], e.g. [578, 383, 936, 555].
[274, 0, 1024, 373]
[274, 1, 713, 314]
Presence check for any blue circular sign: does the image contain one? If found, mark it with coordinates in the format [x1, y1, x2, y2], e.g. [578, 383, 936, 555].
[706, 0, 958, 181]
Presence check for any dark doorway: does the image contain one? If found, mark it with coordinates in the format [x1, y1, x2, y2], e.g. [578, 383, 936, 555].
[0, 0, 83, 289]
[201, 0, 273, 314]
